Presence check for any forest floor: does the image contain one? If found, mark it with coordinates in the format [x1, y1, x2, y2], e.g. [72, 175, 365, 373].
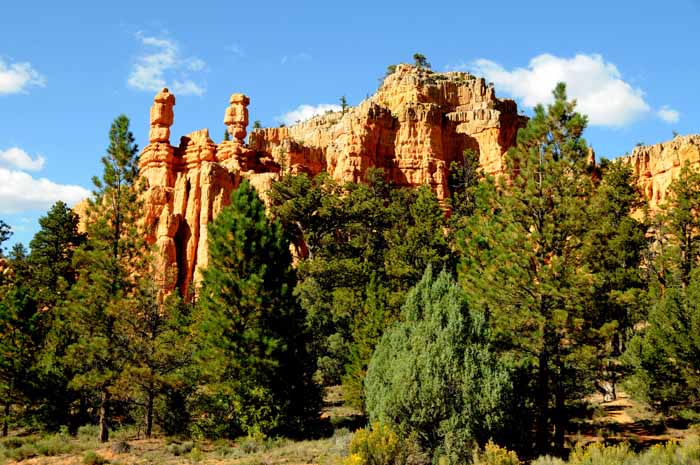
[2, 388, 697, 465]
[573, 390, 696, 450]
[0, 386, 362, 465]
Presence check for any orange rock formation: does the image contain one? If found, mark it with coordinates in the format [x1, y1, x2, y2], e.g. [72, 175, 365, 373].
[139, 65, 527, 296]
[622, 135, 700, 211]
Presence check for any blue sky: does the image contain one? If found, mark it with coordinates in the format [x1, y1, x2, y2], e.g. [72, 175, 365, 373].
[1, 0, 698, 247]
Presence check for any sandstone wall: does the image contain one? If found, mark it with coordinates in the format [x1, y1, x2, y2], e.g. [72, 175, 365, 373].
[621, 135, 700, 211]
[139, 65, 527, 297]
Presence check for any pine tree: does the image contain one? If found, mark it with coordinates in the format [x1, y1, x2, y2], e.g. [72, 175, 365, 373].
[29, 201, 86, 309]
[654, 161, 700, 289]
[624, 270, 700, 414]
[413, 53, 431, 69]
[581, 161, 646, 400]
[116, 276, 192, 438]
[62, 114, 142, 442]
[195, 180, 319, 437]
[223, 130, 231, 141]
[0, 221, 11, 258]
[459, 83, 594, 454]
[0, 280, 40, 436]
[340, 95, 348, 114]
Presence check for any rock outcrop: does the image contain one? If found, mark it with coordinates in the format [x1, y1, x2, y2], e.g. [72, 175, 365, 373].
[249, 64, 526, 199]
[139, 65, 527, 296]
[622, 135, 700, 211]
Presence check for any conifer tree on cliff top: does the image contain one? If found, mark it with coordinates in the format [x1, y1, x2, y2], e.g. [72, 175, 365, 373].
[195, 180, 320, 438]
[62, 115, 142, 443]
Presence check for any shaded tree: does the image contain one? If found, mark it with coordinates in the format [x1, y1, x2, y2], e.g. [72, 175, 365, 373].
[195, 180, 320, 437]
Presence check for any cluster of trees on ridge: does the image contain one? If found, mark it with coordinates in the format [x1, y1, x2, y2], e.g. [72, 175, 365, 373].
[1, 84, 699, 464]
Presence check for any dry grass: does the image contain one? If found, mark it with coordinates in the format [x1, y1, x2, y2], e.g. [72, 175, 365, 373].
[1, 430, 352, 465]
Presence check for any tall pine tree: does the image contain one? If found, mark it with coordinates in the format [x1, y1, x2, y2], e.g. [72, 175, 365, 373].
[459, 83, 595, 454]
[195, 180, 319, 438]
[61, 115, 142, 442]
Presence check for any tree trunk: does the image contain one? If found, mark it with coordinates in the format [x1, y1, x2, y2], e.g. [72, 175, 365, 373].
[553, 359, 566, 454]
[145, 388, 154, 438]
[535, 348, 550, 453]
[2, 402, 9, 437]
[98, 389, 110, 443]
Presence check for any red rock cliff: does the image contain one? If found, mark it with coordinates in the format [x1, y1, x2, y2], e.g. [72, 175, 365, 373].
[139, 65, 527, 297]
[621, 135, 700, 212]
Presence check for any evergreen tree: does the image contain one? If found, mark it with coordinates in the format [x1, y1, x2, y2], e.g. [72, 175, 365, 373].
[413, 53, 431, 69]
[223, 130, 231, 141]
[195, 180, 319, 437]
[653, 161, 700, 289]
[116, 276, 192, 438]
[0, 281, 40, 436]
[29, 201, 85, 308]
[0, 247, 41, 436]
[0, 220, 11, 257]
[365, 267, 512, 464]
[624, 162, 700, 416]
[624, 270, 700, 414]
[448, 148, 482, 221]
[61, 114, 142, 442]
[459, 83, 595, 454]
[340, 95, 348, 114]
[581, 161, 647, 400]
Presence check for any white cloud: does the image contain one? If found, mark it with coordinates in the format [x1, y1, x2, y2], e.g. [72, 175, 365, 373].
[0, 147, 45, 171]
[172, 80, 204, 96]
[280, 52, 312, 65]
[468, 54, 651, 127]
[277, 104, 342, 125]
[128, 33, 206, 96]
[657, 105, 680, 124]
[226, 43, 246, 58]
[0, 168, 90, 213]
[0, 58, 46, 95]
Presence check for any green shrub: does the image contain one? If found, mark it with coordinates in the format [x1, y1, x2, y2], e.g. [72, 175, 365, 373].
[111, 440, 131, 454]
[78, 424, 100, 441]
[34, 434, 74, 456]
[166, 441, 194, 456]
[365, 267, 513, 463]
[530, 437, 700, 465]
[0, 437, 25, 449]
[83, 450, 109, 465]
[4, 444, 39, 461]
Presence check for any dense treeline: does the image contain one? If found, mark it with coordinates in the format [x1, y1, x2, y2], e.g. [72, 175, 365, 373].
[1, 84, 699, 464]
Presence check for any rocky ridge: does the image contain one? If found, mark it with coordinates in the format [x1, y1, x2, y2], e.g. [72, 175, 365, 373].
[621, 135, 700, 211]
[138, 65, 527, 296]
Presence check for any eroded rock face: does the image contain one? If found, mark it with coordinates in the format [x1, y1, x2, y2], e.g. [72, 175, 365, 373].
[249, 64, 526, 199]
[621, 135, 700, 211]
[139, 66, 527, 296]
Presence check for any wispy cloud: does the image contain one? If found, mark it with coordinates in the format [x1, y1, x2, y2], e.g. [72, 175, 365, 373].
[0, 58, 46, 95]
[128, 33, 206, 96]
[657, 105, 680, 124]
[0, 147, 45, 171]
[461, 53, 652, 127]
[226, 43, 246, 58]
[277, 103, 341, 126]
[280, 52, 312, 65]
